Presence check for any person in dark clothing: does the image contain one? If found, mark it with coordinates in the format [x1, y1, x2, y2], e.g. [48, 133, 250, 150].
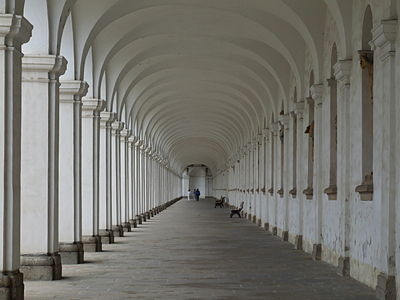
[195, 189, 200, 201]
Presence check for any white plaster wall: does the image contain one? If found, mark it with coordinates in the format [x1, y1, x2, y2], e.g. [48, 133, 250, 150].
[120, 139, 126, 223]
[111, 134, 117, 224]
[82, 115, 94, 236]
[99, 126, 107, 230]
[21, 71, 50, 253]
[59, 101, 75, 243]
[182, 176, 189, 197]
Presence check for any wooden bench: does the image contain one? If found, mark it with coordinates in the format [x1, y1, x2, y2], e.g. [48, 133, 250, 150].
[215, 196, 226, 208]
[230, 202, 244, 218]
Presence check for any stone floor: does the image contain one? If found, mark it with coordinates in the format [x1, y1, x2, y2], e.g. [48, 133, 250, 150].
[25, 198, 377, 300]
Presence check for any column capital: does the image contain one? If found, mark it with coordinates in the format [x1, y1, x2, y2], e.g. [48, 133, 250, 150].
[251, 136, 258, 149]
[0, 14, 32, 46]
[310, 84, 324, 106]
[60, 80, 89, 103]
[279, 113, 290, 128]
[135, 139, 143, 148]
[139, 140, 147, 151]
[262, 127, 270, 138]
[82, 97, 105, 118]
[257, 133, 263, 144]
[22, 54, 67, 81]
[293, 100, 305, 119]
[270, 122, 280, 133]
[333, 60, 352, 84]
[100, 111, 116, 128]
[128, 135, 138, 144]
[120, 129, 131, 142]
[371, 19, 398, 60]
[111, 121, 124, 134]
[145, 146, 152, 154]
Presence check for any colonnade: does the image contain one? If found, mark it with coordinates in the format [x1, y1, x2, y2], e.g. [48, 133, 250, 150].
[212, 11, 400, 298]
[0, 9, 181, 298]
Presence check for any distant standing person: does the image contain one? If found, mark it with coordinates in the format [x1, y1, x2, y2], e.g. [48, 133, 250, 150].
[187, 189, 191, 200]
[195, 189, 200, 201]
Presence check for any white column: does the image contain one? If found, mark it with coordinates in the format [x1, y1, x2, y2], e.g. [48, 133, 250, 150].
[270, 122, 280, 235]
[334, 60, 352, 275]
[128, 136, 138, 226]
[262, 129, 269, 227]
[0, 13, 31, 297]
[257, 133, 263, 226]
[294, 101, 305, 250]
[81, 98, 105, 252]
[280, 114, 290, 240]
[134, 141, 142, 222]
[20, 54, 66, 280]
[59, 80, 88, 264]
[111, 121, 124, 236]
[99, 111, 116, 243]
[120, 128, 131, 231]
[371, 20, 398, 295]
[310, 84, 324, 260]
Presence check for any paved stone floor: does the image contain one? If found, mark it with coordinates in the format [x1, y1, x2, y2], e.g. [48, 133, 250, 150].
[25, 198, 376, 300]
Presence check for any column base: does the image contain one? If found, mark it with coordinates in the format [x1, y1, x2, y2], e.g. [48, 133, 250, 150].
[257, 219, 262, 227]
[59, 242, 84, 264]
[376, 272, 396, 300]
[150, 210, 154, 217]
[337, 256, 350, 277]
[272, 226, 277, 236]
[281, 231, 289, 241]
[129, 219, 137, 228]
[112, 225, 124, 237]
[82, 236, 102, 252]
[99, 229, 114, 244]
[264, 223, 269, 231]
[0, 270, 24, 300]
[252, 215, 257, 223]
[122, 222, 131, 232]
[146, 211, 151, 220]
[20, 253, 62, 280]
[312, 244, 322, 261]
[141, 214, 147, 222]
[136, 215, 143, 225]
[294, 235, 303, 250]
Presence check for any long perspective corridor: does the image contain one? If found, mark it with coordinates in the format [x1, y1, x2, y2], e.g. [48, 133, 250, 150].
[25, 199, 376, 300]
[2, 0, 400, 299]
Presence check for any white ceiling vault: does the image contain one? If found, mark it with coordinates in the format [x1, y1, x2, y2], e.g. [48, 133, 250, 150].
[22, 0, 353, 175]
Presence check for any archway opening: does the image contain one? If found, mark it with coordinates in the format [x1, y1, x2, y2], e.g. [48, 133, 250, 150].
[182, 164, 213, 199]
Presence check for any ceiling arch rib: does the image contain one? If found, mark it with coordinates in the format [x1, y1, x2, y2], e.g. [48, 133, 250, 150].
[118, 59, 269, 118]
[126, 68, 268, 130]
[154, 115, 239, 157]
[75, 0, 325, 87]
[91, 9, 301, 111]
[140, 93, 250, 143]
[103, 42, 283, 121]
[98, 34, 289, 117]
[59, 0, 347, 174]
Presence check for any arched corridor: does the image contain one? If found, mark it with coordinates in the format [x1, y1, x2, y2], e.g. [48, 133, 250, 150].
[1, 0, 400, 299]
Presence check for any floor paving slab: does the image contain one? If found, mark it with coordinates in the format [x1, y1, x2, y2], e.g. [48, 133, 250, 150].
[25, 198, 376, 299]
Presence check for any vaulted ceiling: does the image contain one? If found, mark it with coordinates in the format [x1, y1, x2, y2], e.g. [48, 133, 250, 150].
[22, 0, 353, 175]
